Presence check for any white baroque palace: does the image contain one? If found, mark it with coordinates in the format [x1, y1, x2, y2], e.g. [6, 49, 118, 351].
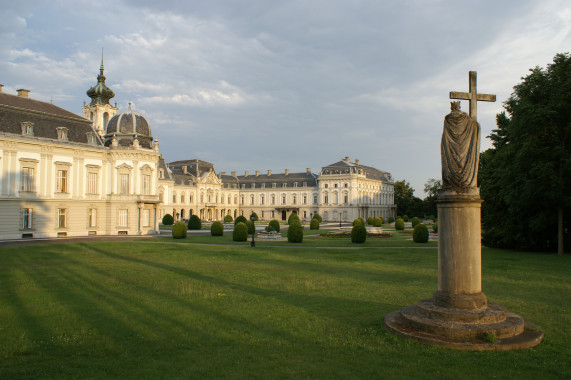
[0, 64, 395, 239]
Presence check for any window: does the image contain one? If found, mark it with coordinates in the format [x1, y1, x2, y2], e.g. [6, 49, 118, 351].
[87, 172, 98, 194]
[344, 194, 349, 204]
[292, 195, 297, 205]
[173, 193, 177, 203]
[240, 196, 244, 205]
[272, 183, 276, 188]
[260, 195, 264, 205]
[57, 170, 68, 193]
[313, 194, 318, 205]
[119, 209, 128, 227]
[142, 174, 151, 195]
[20, 167, 35, 192]
[324, 195, 329, 204]
[334, 184, 338, 188]
[234, 196, 238, 204]
[325, 184, 328, 188]
[228, 196, 231, 204]
[271, 195, 275, 205]
[303, 195, 307, 205]
[22, 208, 32, 229]
[303, 211, 307, 218]
[58, 208, 66, 228]
[119, 174, 129, 195]
[180, 194, 184, 203]
[250, 195, 254, 205]
[282, 195, 286, 205]
[345, 183, 348, 187]
[88, 208, 97, 227]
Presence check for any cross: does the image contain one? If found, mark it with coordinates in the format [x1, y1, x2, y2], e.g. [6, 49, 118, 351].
[450, 71, 496, 122]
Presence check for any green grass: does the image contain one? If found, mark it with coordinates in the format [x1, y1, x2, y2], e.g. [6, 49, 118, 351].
[0, 242, 568, 379]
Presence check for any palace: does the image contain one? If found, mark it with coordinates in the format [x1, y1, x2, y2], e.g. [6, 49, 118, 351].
[0, 63, 395, 239]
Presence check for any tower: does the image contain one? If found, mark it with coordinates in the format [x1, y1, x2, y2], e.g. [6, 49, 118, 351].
[82, 50, 118, 137]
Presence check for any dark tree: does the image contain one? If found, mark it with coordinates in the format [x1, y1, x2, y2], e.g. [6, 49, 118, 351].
[480, 53, 571, 254]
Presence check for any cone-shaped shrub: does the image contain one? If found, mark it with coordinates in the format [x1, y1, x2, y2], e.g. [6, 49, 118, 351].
[309, 218, 320, 230]
[402, 215, 409, 222]
[367, 216, 375, 225]
[233, 222, 248, 241]
[235, 215, 247, 225]
[413, 223, 429, 243]
[224, 215, 233, 223]
[162, 213, 174, 226]
[245, 220, 254, 234]
[351, 223, 367, 243]
[250, 212, 259, 221]
[312, 213, 322, 223]
[287, 221, 303, 243]
[388, 216, 395, 223]
[288, 213, 300, 225]
[268, 219, 280, 233]
[172, 221, 187, 239]
[395, 218, 405, 230]
[187, 215, 201, 230]
[211, 221, 223, 236]
[411, 217, 421, 228]
[353, 217, 365, 227]
[373, 217, 383, 227]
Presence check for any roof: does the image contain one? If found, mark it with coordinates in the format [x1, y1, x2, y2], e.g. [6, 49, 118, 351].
[321, 159, 393, 182]
[227, 171, 318, 189]
[0, 91, 102, 146]
[168, 159, 215, 178]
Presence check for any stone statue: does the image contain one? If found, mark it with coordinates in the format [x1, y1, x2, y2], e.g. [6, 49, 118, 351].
[441, 101, 480, 189]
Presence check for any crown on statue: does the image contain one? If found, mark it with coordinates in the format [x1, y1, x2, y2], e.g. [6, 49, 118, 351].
[451, 101, 461, 111]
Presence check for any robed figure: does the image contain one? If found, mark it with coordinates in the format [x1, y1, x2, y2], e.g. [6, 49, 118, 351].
[441, 101, 480, 189]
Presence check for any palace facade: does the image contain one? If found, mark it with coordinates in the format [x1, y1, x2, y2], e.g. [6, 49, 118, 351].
[0, 64, 395, 239]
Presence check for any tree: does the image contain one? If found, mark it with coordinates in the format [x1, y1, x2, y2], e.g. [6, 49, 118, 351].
[480, 53, 571, 254]
[394, 180, 416, 216]
[423, 178, 442, 217]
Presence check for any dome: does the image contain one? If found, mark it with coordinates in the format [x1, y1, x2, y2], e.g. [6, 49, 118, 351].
[104, 103, 153, 148]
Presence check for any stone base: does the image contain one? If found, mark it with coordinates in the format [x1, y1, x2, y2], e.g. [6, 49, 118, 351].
[384, 299, 543, 350]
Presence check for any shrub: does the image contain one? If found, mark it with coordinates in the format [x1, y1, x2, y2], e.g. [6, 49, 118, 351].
[187, 215, 201, 230]
[353, 217, 365, 227]
[367, 216, 375, 225]
[379, 216, 385, 225]
[395, 218, 405, 230]
[172, 221, 187, 239]
[310, 218, 320, 230]
[287, 221, 303, 243]
[235, 215, 247, 225]
[427, 215, 436, 222]
[411, 217, 421, 228]
[288, 213, 300, 225]
[413, 223, 429, 243]
[224, 215, 233, 223]
[433, 221, 438, 233]
[373, 217, 383, 227]
[245, 220, 254, 234]
[250, 212, 259, 221]
[388, 216, 395, 223]
[162, 213, 174, 226]
[312, 213, 323, 223]
[233, 222, 248, 241]
[402, 215, 409, 222]
[351, 223, 367, 243]
[210, 221, 223, 236]
[268, 219, 280, 233]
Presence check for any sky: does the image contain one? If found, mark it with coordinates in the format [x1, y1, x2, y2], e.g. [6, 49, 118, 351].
[1, 0, 569, 196]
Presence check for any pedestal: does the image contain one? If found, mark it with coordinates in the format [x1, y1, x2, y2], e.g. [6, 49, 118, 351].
[384, 189, 543, 350]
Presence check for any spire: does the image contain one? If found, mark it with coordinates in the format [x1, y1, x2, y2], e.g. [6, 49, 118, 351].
[87, 48, 115, 105]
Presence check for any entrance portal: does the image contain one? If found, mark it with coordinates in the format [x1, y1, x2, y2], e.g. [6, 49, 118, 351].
[282, 210, 287, 221]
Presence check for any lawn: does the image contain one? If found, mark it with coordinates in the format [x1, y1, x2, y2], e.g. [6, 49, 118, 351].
[0, 242, 568, 379]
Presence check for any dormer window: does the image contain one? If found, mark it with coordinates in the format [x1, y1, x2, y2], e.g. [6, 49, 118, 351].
[21, 122, 34, 136]
[86, 132, 98, 145]
[56, 127, 68, 142]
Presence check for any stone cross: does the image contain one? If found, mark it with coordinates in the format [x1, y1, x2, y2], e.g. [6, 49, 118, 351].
[450, 71, 496, 122]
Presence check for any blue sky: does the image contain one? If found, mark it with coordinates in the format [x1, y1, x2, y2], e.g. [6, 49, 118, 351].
[1, 0, 569, 195]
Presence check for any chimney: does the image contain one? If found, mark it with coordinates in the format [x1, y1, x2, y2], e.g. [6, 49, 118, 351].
[306, 168, 311, 173]
[244, 171, 249, 177]
[255, 170, 260, 177]
[220, 171, 226, 176]
[17, 89, 30, 98]
[344, 156, 350, 162]
[182, 165, 187, 174]
[267, 169, 272, 176]
[285, 169, 289, 175]
[355, 159, 360, 165]
[231, 171, 236, 177]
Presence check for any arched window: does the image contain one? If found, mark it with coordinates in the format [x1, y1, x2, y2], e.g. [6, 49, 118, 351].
[103, 112, 109, 128]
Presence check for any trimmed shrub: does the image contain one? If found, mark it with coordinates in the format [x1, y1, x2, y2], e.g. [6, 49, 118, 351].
[379, 216, 385, 225]
[411, 217, 421, 228]
[250, 212, 259, 221]
[288, 213, 300, 225]
[402, 215, 409, 222]
[351, 223, 367, 243]
[395, 218, 405, 230]
[162, 213, 174, 226]
[224, 215, 233, 223]
[287, 221, 303, 243]
[388, 216, 395, 223]
[373, 217, 383, 227]
[233, 222, 248, 241]
[172, 221, 187, 239]
[210, 221, 223, 236]
[187, 215, 201, 230]
[245, 220, 254, 234]
[413, 223, 429, 243]
[309, 218, 320, 230]
[235, 215, 247, 225]
[353, 217, 365, 227]
[367, 216, 375, 225]
[433, 221, 438, 233]
[268, 219, 280, 233]
[312, 213, 323, 223]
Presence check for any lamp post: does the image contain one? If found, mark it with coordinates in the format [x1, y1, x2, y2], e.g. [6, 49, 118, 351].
[339, 213, 342, 228]
[250, 213, 256, 247]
